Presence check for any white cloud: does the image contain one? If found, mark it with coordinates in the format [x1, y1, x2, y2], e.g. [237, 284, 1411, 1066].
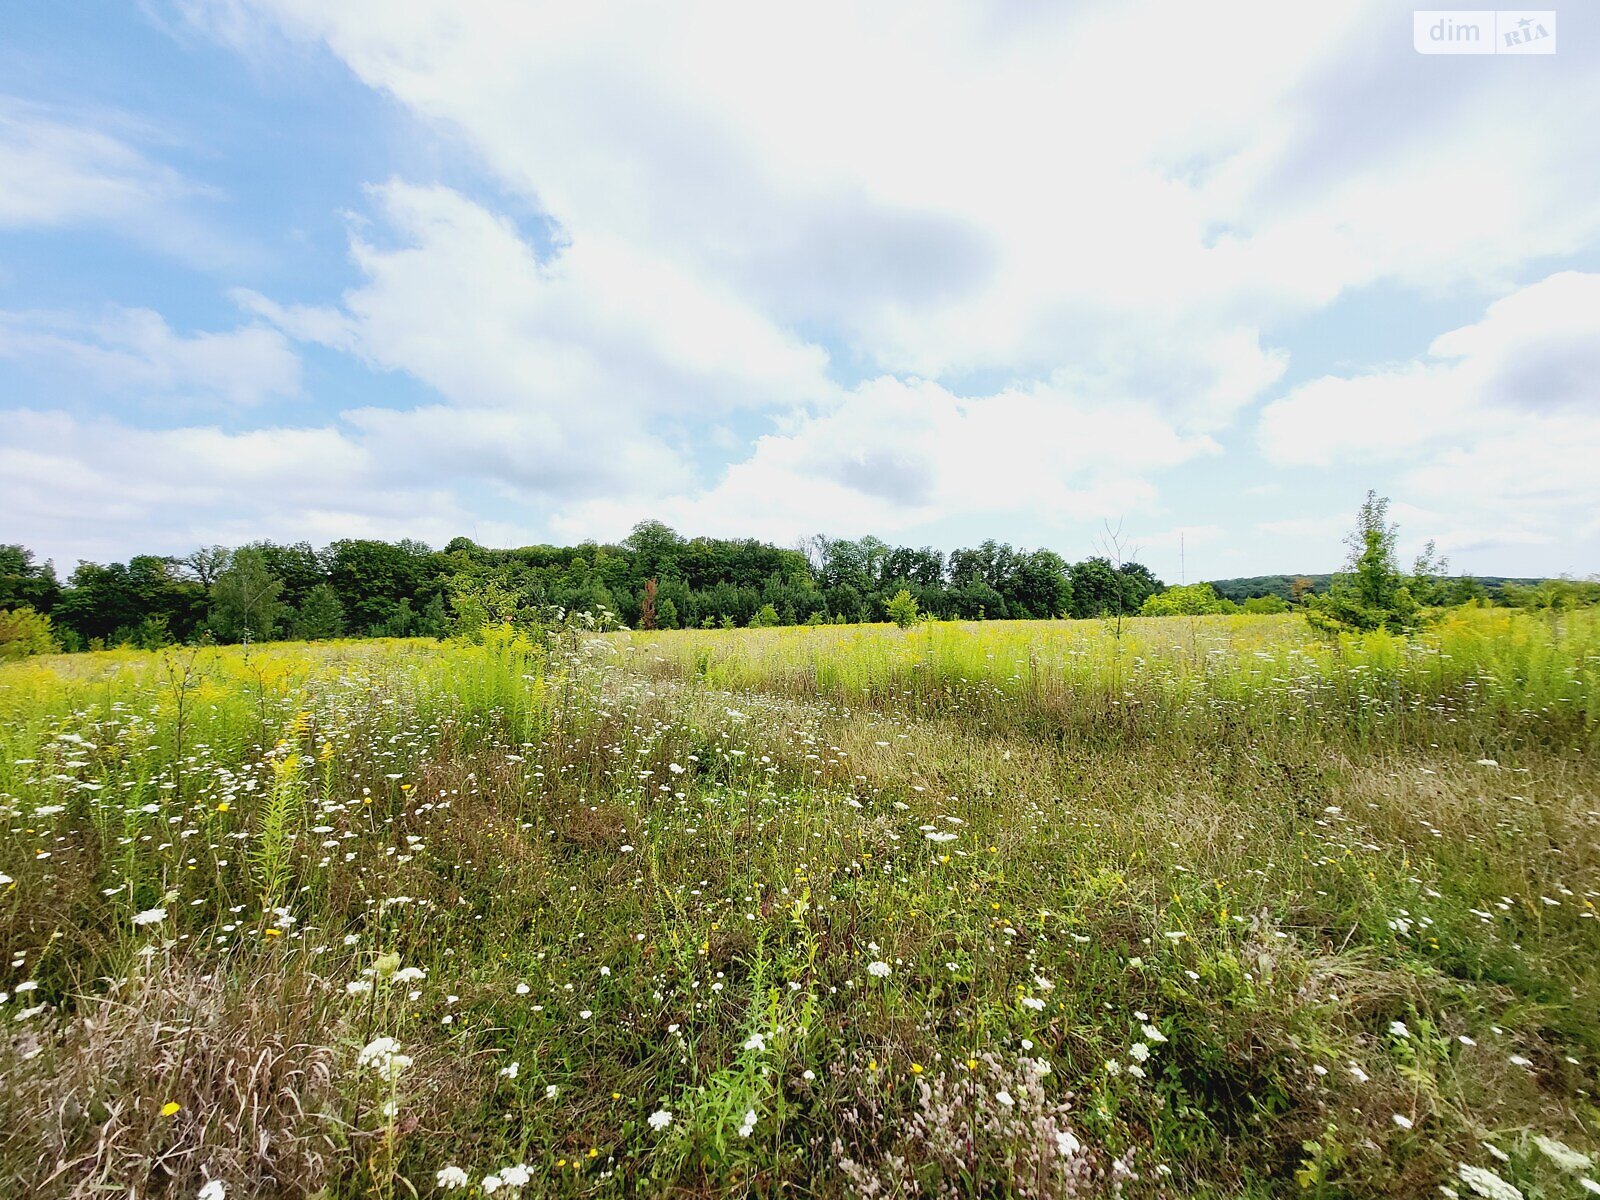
[1254, 514, 1352, 542]
[188, 0, 1600, 416]
[237, 180, 839, 503]
[0, 98, 191, 228]
[0, 307, 301, 406]
[10, 3, 1600, 571]
[0, 408, 538, 568]
[0, 96, 243, 266]
[1429, 271, 1600, 412]
[1140, 524, 1226, 553]
[231, 176, 1220, 544]
[240, 181, 831, 415]
[551, 376, 1217, 544]
[1258, 272, 1600, 468]
[1257, 272, 1600, 557]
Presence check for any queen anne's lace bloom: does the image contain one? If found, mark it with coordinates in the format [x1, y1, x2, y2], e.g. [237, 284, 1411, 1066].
[1534, 1136, 1593, 1173]
[1458, 1163, 1524, 1200]
[357, 1036, 412, 1080]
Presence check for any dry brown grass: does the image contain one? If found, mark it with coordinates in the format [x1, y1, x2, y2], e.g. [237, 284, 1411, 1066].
[3, 959, 371, 1198]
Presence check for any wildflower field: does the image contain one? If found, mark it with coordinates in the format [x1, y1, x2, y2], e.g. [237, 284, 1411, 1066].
[2, 610, 1598, 1198]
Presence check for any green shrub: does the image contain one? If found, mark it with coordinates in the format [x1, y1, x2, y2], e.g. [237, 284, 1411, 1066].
[886, 588, 920, 627]
[1141, 582, 1231, 616]
[0, 606, 59, 659]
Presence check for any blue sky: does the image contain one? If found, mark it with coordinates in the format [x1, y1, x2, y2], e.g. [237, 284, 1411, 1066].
[3, 2, 1598, 583]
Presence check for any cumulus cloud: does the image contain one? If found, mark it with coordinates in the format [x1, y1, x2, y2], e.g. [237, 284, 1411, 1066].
[551, 376, 1218, 544]
[1258, 272, 1600, 467]
[8, 3, 1600, 570]
[0, 98, 190, 228]
[240, 181, 832, 415]
[0, 408, 539, 567]
[226, 180, 1219, 543]
[1430, 272, 1600, 412]
[187, 1, 1600, 406]
[1257, 272, 1600, 556]
[0, 95, 243, 266]
[236, 180, 842, 503]
[0, 307, 301, 406]
[175, 2, 1317, 420]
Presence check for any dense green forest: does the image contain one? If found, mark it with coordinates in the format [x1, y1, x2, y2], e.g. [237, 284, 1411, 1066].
[0, 522, 1592, 653]
[1205, 572, 1544, 604]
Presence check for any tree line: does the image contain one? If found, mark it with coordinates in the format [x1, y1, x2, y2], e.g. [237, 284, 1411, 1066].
[1, 523, 1166, 651]
[2, 513, 1593, 655]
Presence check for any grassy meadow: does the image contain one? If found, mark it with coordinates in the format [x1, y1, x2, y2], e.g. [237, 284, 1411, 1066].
[2, 609, 1598, 1198]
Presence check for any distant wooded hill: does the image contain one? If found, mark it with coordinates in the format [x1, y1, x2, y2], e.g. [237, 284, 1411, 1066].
[1206, 574, 1546, 603]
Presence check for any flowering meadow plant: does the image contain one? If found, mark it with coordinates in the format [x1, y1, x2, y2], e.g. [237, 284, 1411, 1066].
[0, 611, 1597, 1195]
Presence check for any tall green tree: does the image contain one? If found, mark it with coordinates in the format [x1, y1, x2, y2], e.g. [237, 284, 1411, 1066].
[247, 541, 327, 610]
[1307, 492, 1419, 634]
[0, 545, 62, 613]
[1008, 549, 1072, 617]
[290, 583, 346, 640]
[181, 545, 231, 588]
[209, 550, 286, 642]
[1065, 557, 1122, 618]
[326, 539, 431, 634]
[417, 593, 450, 638]
[54, 556, 204, 645]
